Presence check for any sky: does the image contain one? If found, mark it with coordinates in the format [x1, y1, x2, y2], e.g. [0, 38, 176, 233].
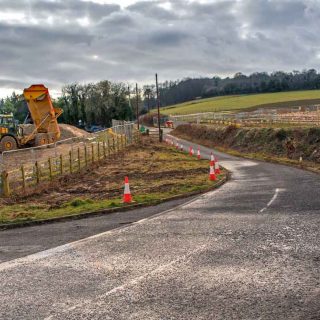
[1, 0, 320, 98]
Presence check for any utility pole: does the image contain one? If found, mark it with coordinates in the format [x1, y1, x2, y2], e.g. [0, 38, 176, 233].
[128, 85, 131, 108]
[155, 73, 162, 142]
[135, 83, 139, 130]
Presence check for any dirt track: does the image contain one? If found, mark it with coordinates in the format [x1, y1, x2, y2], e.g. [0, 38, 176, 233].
[1, 124, 89, 171]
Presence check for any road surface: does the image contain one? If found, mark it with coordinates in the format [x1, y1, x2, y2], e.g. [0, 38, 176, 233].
[0, 136, 319, 319]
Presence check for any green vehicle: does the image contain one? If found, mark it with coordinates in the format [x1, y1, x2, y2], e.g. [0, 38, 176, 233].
[0, 113, 22, 152]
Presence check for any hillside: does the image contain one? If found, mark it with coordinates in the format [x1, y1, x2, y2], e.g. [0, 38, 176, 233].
[160, 90, 320, 115]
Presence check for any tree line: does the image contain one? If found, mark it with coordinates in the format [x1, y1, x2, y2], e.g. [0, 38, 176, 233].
[143, 69, 320, 107]
[0, 81, 138, 128]
[55, 81, 135, 128]
[1, 69, 320, 127]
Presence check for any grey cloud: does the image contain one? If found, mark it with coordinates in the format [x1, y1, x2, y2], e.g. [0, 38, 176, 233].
[146, 30, 190, 46]
[239, 0, 308, 28]
[97, 12, 137, 33]
[0, 0, 320, 96]
[0, 0, 120, 21]
[127, 1, 177, 20]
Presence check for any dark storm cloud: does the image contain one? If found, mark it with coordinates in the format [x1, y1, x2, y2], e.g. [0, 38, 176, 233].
[0, 0, 320, 96]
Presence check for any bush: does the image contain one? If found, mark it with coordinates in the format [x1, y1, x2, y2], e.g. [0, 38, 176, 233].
[275, 129, 287, 141]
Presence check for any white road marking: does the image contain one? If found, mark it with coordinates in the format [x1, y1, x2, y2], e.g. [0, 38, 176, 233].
[260, 188, 281, 213]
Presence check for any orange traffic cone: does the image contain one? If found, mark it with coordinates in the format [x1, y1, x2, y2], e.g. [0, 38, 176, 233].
[197, 147, 201, 159]
[191, 147, 194, 156]
[209, 163, 216, 181]
[210, 152, 215, 162]
[215, 159, 221, 175]
[123, 176, 132, 203]
[180, 144, 184, 151]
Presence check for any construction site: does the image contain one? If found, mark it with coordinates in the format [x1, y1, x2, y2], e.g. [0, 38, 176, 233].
[2, 0, 320, 318]
[0, 84, 319, 320]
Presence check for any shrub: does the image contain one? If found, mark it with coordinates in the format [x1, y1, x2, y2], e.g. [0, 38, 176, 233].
[275, 129, 287, 141]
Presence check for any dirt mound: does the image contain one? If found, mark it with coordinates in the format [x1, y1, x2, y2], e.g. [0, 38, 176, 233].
[59, 124, 88, 140]
[20, 124, 88, 140]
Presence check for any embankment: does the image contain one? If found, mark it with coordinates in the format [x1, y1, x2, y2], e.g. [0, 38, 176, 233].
[172, 124, 320, 169]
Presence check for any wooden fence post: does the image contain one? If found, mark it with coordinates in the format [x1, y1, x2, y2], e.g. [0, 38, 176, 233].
[78, 147, 81, 172]
[35, 161, 40, 184]
[21, 165, 26, 191]
[97, 142, 100, 160]
[84, 145, 88, 167]
[60, 154, 63, 175]
[103, 141, 106, 159]
[91, 144, 95, 163]
[1, 170, 10, 196]
[123, 134, 127, 148]
[112, 137, 115, 157]
[120, 135, 124, 151]
[48, 158, 53, 180]
[69, 150, 73, 173]
[107, 139, 110, 158]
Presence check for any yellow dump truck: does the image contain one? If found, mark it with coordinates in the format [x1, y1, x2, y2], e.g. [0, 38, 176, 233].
[0, 84, 63, 152]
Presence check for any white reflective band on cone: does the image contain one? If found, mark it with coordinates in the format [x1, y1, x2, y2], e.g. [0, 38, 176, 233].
[124, 183, 130, 194]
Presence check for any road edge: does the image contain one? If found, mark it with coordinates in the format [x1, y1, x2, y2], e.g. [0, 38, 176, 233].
[0, 174, 229, 231]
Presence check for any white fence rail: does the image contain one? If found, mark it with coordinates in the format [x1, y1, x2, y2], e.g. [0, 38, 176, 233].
[169, 107, 320, 127]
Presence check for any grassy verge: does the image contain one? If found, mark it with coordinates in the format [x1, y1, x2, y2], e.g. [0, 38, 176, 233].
[171, 128, 320, 174]
[0, 137, 226, 226]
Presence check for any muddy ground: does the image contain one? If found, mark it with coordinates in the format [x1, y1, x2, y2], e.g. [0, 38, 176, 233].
[1, 125, 91, 171]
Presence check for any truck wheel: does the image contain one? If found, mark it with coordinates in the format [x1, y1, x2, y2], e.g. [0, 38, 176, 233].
[34, 134, 48, 147]
[47, 133, 56, 144]
[0, 136, 18, 152]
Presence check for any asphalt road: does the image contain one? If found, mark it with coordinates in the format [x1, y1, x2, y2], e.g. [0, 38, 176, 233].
[0, 197, 196, 263]
[0, 135, 319, 319]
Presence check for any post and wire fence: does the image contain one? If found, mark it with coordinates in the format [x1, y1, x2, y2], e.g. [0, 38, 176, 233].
[0, 123, 138, 196]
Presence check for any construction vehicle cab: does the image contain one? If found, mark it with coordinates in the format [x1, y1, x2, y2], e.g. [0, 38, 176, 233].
[0, 113, 20, 151]
[0, 84, 63, 152]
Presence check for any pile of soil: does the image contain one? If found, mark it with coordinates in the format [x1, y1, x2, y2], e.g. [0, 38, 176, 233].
[173, 124, 320, 162]
[59, 124, 88, 140]
[20, 124, 88, 140]
[1, 124, 89, 171]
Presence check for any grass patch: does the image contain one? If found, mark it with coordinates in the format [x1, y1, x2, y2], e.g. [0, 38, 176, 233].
[0, 138, 226, 225]
[159, 90, 320, 115]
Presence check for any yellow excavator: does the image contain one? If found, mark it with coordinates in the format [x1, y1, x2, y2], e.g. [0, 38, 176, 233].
[0, 84, 63, 152]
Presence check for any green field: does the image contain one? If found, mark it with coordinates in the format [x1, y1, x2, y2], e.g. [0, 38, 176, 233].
[160, 90, 320, 115]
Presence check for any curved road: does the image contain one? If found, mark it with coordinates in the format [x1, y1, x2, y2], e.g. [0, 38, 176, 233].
[0, 136, 319, 319]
